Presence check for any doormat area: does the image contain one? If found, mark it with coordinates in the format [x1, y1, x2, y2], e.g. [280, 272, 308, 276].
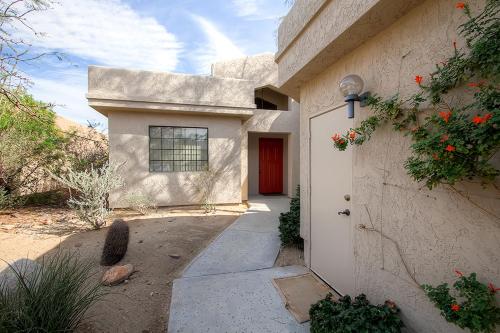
[272, 273, 337, 323]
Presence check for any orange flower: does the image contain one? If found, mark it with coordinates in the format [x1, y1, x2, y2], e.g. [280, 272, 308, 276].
[473, 113, 492, 125]
[472, 115, 483, 124]
[456, 2, 465, 9]
[439, 111, 452, 123]
[454, 269, 463, 277]
[451, 304, 460, 312]
[415, 75, 423, 85]
[331, 134, 341, 142]
[349, 131, 356, 140]
[440, 134, 449, 143]
[445, 145, 456, 152]
[488, 283, 500, 293]
[339, 139, 346, 145]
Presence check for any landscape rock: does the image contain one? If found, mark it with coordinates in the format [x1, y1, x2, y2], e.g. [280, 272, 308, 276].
[0, 259, 40, 291]
[102, 264, 134, 286]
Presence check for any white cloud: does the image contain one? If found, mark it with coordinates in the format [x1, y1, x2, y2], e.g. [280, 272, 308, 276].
[190, 15, 245, 74]
[15, 0, 182, 71]
[29, 74, 107, 127]
[232, 0, 259, 17]
[231, 0, 288, 20]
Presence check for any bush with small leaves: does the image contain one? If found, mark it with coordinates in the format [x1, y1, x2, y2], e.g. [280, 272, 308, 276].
[310, 293, 404, 333]
[52, 163, 124, 229]
[124, 192, 156, 215]
[278, 186, 302, 247]
[101, 219, 130, 266]
[0, 187, 20, 210]
[422, 271, 500, 333]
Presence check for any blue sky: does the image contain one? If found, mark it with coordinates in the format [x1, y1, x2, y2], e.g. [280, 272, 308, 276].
[15, 0, 290, 127]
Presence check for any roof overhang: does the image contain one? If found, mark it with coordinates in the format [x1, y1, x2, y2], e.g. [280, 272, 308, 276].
[275, 0, 421, 100]
[87, 97, 255, 119]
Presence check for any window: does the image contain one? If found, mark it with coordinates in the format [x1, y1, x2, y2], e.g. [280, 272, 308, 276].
[255, 97, 278, 110]
[149, 126, 208, 172]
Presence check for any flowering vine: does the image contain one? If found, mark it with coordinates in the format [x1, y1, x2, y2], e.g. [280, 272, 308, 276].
[331, 1, 499, 189]
[422, 271, 500, 333]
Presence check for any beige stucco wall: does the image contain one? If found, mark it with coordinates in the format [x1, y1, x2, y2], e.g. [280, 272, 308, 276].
[88, 66, 255, 109]
[282, 0, 500, 332]
[108, 110, 242, 208]
[241, 99, 300, 200]
[211, 53, 279, 89]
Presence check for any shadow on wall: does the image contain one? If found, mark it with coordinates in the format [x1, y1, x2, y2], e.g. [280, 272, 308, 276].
[112, 132, 241, 207]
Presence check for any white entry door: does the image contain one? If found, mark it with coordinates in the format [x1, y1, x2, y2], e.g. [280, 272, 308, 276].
[310, 105, 354, 296]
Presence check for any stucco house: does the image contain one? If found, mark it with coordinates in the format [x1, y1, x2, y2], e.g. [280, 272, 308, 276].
[87, 54, 299, 208]
[276, 0, 499, 332]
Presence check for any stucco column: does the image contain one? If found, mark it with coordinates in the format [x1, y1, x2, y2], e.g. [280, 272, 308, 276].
[241, 123, 249, 201]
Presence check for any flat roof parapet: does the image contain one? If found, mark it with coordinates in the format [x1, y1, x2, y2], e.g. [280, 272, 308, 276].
[87, 66, 256, 110]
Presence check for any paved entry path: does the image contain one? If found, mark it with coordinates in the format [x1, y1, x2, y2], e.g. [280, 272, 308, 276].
[168, 196, 310, 333]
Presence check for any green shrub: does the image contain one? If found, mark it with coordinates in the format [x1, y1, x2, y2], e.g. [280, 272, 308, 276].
[422, 272, 500, 333]
[0, 251, 106, 332]
[0, 187, 24, 211]
[278, 185, 302, 247]
[310, 293, 404, 333]
[21, 189, 69, 207]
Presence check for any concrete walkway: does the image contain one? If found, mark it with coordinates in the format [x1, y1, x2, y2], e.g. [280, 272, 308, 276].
[168, 196, 310, 333]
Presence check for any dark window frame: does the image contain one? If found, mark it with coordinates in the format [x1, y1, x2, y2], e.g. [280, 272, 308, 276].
[149, 125, 209, 173]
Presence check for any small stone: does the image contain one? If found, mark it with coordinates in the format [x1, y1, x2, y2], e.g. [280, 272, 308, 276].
[124, 279, 129, 284]
[169, 254, 181, 259]
[74, 242, 82, 248]
[150, 292, 154, 296]
[168, 219, 175, 223]
[102, 264, 134, 286]
[138, 240, 143, 243]
[157, 245, 163, 249]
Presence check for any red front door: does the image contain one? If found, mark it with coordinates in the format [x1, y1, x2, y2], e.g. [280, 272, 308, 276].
[259, 138, 283, 194]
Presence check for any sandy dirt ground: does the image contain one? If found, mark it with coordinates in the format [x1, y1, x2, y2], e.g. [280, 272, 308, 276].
[274, 245, 305, 268]
[0, 205, 246, 333]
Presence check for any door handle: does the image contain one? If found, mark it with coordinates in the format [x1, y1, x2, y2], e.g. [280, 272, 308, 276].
[338, 209, 350, 216]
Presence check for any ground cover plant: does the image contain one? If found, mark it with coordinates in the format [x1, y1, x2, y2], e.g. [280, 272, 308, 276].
[278, 185, 302, 247]
[309, 293, 404, 333]
[0, 251, 106, 332]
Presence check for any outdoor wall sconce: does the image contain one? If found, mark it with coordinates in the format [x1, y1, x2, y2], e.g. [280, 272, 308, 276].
[339, 74, 370, 118]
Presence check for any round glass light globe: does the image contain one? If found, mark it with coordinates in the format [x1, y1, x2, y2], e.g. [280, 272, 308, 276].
[339, 74, 364, 97]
